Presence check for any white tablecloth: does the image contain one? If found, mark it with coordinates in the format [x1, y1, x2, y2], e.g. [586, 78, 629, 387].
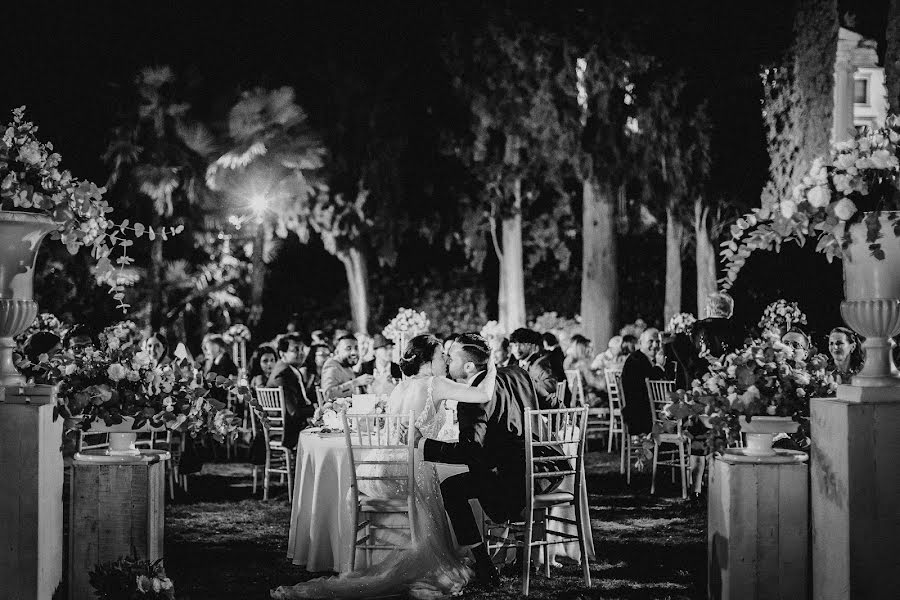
[286, 430, 594, 573]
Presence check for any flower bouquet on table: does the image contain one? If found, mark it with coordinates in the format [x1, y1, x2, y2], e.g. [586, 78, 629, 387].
[665, 336, 836, 455]
[223, 323, 251, 344]
[311, 396, 388, 433]
[89, 555, 175, 600]
[30, 320, 246, 442]
[720, 119, 900, 289]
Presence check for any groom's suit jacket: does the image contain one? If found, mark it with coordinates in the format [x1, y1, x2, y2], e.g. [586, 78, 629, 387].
[423, 365, 564, 523]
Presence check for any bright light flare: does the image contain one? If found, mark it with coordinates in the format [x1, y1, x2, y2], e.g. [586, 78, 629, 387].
[249, 193, 268, 213]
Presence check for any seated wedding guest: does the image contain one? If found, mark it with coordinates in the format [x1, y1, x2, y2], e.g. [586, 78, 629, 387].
[248, 344, 278, 388]
[620, 334, 637, 357]
[589, 334, 622, 375]
[203, 334, 238, 380]
[300, 342, 330, 400]
[564, 334, 605, 406]
[781, 329, 811, 353]
[322, 333, 374, 399]
[142, 331, 172, 366]
[827, 326, 863, 384]
[509, 327, 563, 409]
[490, 336, 514, 367]
[267, 333, 315, 450]
[621, 328, 665, 436]
[692, 291, 742, 360]
[64, 324, 95, 351]
[542, 332, 566, 377]
[359, 333, 402, 379]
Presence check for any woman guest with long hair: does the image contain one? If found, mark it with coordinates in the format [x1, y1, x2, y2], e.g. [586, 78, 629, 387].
[827, 327, 864, 384]
[248, 344, 278, 389]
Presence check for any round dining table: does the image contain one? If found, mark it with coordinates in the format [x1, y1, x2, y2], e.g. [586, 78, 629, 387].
[285, 428, 594, 573]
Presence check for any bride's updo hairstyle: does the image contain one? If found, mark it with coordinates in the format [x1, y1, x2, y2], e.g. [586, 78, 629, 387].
[399, 334, 442, 377]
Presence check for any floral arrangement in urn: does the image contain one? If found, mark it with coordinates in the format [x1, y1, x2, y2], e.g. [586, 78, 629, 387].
[30, 320, 243, 441]
[666, 336, 835, 453]
[1, 107, 184, 308]
[665, 312, 697, 335]
[382, 308, 430, 347]
[720, 119, 900, 289]
[758, 299, 808, 338]
[89, 556, 175, 600]
[224, 323, 251, 344]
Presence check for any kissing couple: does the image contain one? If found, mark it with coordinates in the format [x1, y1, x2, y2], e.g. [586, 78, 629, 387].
[272, 332, 565, 599]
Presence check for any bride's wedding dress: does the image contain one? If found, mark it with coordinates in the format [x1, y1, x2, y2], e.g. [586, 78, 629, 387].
[271, 376, 472, 599]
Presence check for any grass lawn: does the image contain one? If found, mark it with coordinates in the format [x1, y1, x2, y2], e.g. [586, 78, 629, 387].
[164, 447, 706, 599]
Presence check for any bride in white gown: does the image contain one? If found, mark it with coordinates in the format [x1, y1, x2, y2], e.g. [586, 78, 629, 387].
[272, 334, 496, 599]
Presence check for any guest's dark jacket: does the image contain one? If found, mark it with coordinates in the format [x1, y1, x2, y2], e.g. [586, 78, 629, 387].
[664, 332, 704, 389]
[620, 350, 666, 435]
[423, 365, 564, 523]
[692, 317, 742, 360]
[358, 359, 402, 379]
[267, 361, 315, 449]
[521, 351, 566, 409]
[205, 352, 238, 403]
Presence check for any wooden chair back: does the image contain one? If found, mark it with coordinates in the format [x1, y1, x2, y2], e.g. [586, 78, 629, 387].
[645, 379, 678, 431]
[524, 406, 589, 500]
[341, 410, 416, 500]
[565, 369, 586, 406]
[554, 380, 567, 407]
[315, 386, 326, 408]
[255, 387, 287, 444]
[606, 369, 624, 409]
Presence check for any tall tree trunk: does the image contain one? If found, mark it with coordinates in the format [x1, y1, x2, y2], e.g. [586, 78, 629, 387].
[664, 203, 683, 325]
[148, 211, 164, 329]
[499, 178, 526, 330]
[886, 0, 900, 112]
[694, 198, 718, 318]
[341, 245, 370, 334]
[580, 177, 618, 347]
[249, 220, 266, 326]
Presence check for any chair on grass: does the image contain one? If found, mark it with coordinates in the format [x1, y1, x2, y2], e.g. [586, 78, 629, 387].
[483, 406, 592, 596]
[315, 387, 326, 408]
[603, 369, 626, 457]
[254, 386, 294, 501]
[134, 429, 185, 500]
[554, 380, 567, 407]
[645, 379, 689, 499]
[614, 371, 646, 485]
[342, 410, 416, 570]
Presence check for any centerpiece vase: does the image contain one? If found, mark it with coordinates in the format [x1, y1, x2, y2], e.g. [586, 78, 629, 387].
[79, 417, 165, 457]
[0, 211, 58, 386]
[840, 211, 900, 387]
[738, 416, 799, 457]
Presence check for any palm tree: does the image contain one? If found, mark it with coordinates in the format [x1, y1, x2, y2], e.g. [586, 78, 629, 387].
[104, 65, 216, 327]
[206, 87, 327, 327]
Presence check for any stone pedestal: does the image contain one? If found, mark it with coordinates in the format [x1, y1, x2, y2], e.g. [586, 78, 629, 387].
[811, 387, 900, 600]
[68, 450, 168, 600]
[707, 450, 809, 600]
[0, 385, 63, 600]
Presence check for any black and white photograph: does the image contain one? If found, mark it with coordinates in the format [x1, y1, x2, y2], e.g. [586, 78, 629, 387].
[0, 1, 896, 598]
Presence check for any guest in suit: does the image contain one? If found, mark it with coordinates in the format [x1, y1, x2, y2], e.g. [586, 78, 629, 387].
[417, 333, 564, 589]
[321, 334, 374, 399]
[621, 328, 665, 435]
[203, 334, 238, 380]
[542, 332, 566, 378]
[267, 333, 315, 450]
[490, 336, 515, 368]
[692, 291, 742, 360]
[358, 334, 402, 379]
[510, 327, 564, 409]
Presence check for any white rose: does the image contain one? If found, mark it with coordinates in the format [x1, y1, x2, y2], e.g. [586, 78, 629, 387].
[64, 363, 77, 376]
[780, 200, 798, 219]
[807, 185, 830, 208]
[107, 363, 127, 381]
[870, 148, 897, 170]
[833, 198, 857, 221]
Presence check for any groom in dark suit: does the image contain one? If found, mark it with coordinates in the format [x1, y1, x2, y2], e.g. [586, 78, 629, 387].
[267, 333, 315, 450]
[415, 333, 562, 589]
